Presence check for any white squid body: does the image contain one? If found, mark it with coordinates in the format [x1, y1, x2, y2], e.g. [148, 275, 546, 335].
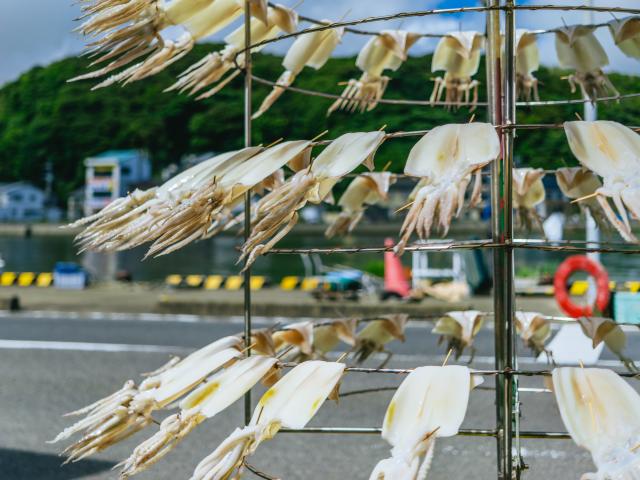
[577, 317, 637, 372]
[272, 320, 315, 356]
[253, 22, 345, 118]
[513, 168, 546, 232]
[552, 368, 640, 480]
[556, 167, 608, 231]
[240, 131, 386, 268]
[430, 31, 484, 110]
[396, 123, 500, 254]
[168, 4, 299, 99]
[515, 29, 540, 101]
[145, 139, 313, 258]
[608, 17, 640, 59]
[432, 310, 484, 360]
[326, 172, 396, 238]
[190, 361, 346, 480]
[555, 26, 618, 102]
[355, 314, 408, 363]
[328, 30, 420, 114]
[564, 121, 640, 242]
[369, 366, 475, 480]
[313, 319, 358, 356]
[50, 336, 242, 462]
[514, 311, 551, 356]
[118, 355, 278, 478]
[72, 147, 262, 253]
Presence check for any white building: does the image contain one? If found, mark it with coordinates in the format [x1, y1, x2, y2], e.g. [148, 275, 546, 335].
[84, 150, 151, 215]
[0, 182, 45, 222]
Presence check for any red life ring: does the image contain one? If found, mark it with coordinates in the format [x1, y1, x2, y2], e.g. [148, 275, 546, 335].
[553, 255, 610, 318]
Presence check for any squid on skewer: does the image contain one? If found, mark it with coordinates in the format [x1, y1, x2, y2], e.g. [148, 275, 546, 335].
[577, 317, 637, 372]
[253, 21, 345, 118]
[552, 368, 640, 480]
[239, 131, 386, 268]
[432, 311, 484, 362]
[555, 26, 618, 102]
[430, 31, 484, 110]
[189, 361, 346, 480]
[328, 30, 420, 114]
[117, 355, 278, 478]
[608, 16, 640, 60]
[72, 0, 270, 87]
[313, 319, 358, 358]
[167, 4, 298, 98]
[369, 366, 477, 480]
[325, 172, 396, 238]
[564, 121, 640, 242]
[145, 139, 313, 258]
[354, 314, 407, 367]
[513, 168, 546, 234]
[556, 167, 609, 232]
[50, 337, 242, 462]
[395, 123, 500, 254]
[515, 311, 552, 360]
[514, 29, 540, 101]
[71, 146, 262, 253]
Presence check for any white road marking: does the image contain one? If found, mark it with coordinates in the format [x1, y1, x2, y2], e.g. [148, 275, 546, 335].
[0, 339, 190, 354]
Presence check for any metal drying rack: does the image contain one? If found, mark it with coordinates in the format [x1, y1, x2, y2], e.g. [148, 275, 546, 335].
[236, 2, 640, 478]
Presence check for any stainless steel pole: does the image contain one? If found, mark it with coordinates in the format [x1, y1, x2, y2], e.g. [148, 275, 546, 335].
[243, 3, 253, 425]
[487, 0, 516, 478]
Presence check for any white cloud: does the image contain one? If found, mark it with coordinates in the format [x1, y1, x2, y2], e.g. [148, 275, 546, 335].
[0, 0, 638, 85]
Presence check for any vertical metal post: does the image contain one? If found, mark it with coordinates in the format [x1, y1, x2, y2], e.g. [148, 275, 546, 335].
[487, 0, 516, 478]
[243, 3, 253, 425]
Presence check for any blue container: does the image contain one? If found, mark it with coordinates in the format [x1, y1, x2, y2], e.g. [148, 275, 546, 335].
[614, 292, 640, 324]
[53, 262, 87, 289]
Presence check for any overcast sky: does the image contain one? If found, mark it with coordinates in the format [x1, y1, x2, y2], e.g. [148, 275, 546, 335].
[0, 0, 638, 86]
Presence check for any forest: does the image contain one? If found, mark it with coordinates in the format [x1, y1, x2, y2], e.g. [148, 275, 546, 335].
[0, 42, 638, 202]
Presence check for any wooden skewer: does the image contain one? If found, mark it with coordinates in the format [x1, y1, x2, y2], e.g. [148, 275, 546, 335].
[571, 192, 599, 204]
[310, 129, 329, 143]
[378, 124, 388, 131]
[442, 348, 454, 367]
[395, 201, 414, 214]
[382, 161, 392, 172]
[265, 138, 284, 149]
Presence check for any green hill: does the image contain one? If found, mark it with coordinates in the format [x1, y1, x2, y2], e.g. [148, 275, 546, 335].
[0, 42, 638, 202]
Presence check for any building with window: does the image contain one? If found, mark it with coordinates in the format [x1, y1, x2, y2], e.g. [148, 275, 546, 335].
[0, 182, 45, 222]
[84, 150, 152, 215]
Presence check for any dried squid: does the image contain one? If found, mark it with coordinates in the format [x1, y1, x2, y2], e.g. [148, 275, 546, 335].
[325, 172, 396, 238]
[514, 29, 540, 101]
[513, 168, 546, 233]
[71, 146, 262, 253]
[432, 310, 484, 361]
[556, 166, 609, 231]
[167, 4, 298, 98]
[117, 355, 278, 478]
[552, 367, 640, 479]
[430, 31, 484, 110]
[328, 30, 420, 114]
[189, 360, 345, 480]
[239, 131, 386, 268]
[50, 336, 242, 462]
[71, 0, 271, 87]
[578, 317, 637, 372]
[555, 26, 618, 102]
[313, 319, 358, 358]
[608, 16, 640, 60]
[369, 366, 476, 480]
[253, 21, 345, 118]
[564, 121, 640, 242]
[354, 314, 407, 366]
[145, 139, 312, 257]
[515, 311, 552, 359]
[395, 123, 500, 254]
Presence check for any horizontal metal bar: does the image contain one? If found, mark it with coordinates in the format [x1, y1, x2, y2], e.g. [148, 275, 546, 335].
[279, 427, 573, 439]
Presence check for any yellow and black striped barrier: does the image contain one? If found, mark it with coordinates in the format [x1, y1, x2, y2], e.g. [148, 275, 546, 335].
[164, 274, 322, 291]
[519, 280, 640, 297]
[0, 272, 53, 287]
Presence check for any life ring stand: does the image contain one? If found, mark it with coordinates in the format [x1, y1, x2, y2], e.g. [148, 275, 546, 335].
[553, 255, 610, 318]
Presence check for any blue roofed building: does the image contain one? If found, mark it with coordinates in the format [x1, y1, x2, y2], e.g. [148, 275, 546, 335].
[84, 150, 152, 215]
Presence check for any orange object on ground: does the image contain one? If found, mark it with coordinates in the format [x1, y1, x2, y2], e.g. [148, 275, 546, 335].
[384, 238, 410, 298]
[554, 255, 610, 318]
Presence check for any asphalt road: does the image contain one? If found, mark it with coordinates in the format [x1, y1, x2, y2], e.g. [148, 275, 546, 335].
[1, 312, 638, 480]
